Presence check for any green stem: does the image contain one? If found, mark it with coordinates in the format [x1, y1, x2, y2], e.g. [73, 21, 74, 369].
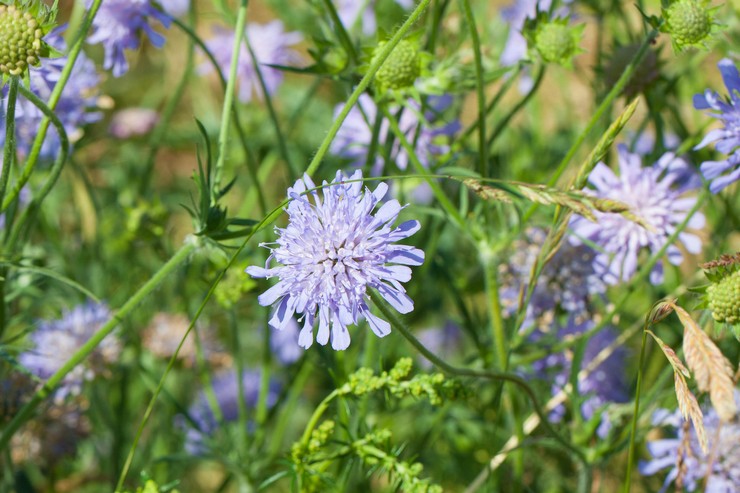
[0, 77, 19, 212]
[521, 28, 658, 223]
[0, 241, 196, 454]
[298, 389, 340, 449]
[458, 0, 487, 177]
[304, 0, 433, 177]
[321, 0, 358, 64]
[3, 0, 104, 212]
[622, 328, 649, 493]
[487, 65, 545, 151]
[481, 247, 506, 369]
[367, 289, 587, 467]
[461, 64, 521, 142]
[213, 0, 250, 199]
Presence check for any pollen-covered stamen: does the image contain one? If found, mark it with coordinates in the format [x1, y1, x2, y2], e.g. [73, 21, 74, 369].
[0, 4, 44, 76]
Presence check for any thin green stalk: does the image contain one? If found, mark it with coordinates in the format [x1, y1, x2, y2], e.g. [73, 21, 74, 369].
[521, 28, 658, 223]
[230, 310, 251, 460]
[253, 309, 273, 435]
[380, 106, 467, 229]
[170, 16, 266, 215]
[481, 249, 506, 369]
[0, 77, 19, 212]
[267, 358, 313, 459]
[487, 65, 546, 151]
[299, 389, 341, 449]
[304, 0, 433, 177]
[321, 0, 359, 64]
[367, 289, 587, 468]
[3, 0, 104, 212]
[458, 0, 487, 177]
[139, 4, 197, 195]
[213, 0, 250, 199]
[622, 328, 649, 493]
[461, 65, 521, 141]
[0, 241, 196, 454]
[243, 26, 297, 181]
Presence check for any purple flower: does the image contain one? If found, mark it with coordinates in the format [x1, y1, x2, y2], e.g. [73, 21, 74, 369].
[179, 369, 279, 454]
[499, 228, 606, 329]
[86, 0, 172, 77]
[330, 94, 460, 175]
[200, 21, 302, 103]
[19, 302, 120, 402]
[159, 0, 190, 17]
[569, 144, 705, 285]
[416, 321, 462, 369]
[246, 170, 425, 351]
[269, 317, 303, 365]
[2, 29, 101, 162]
[693, 58, 740, 193]
[535, 319, 628, 438]
[640, 391, 740, 493]
[108, 107, 159, 139]
[335, 0, 414, 35]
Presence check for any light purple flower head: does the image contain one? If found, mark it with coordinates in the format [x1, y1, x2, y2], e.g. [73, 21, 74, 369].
[86, 0, 172, 77]
[569, 144, 705, 285]
[269, 317, 303, 365]
[335, 0, 414, 36]
[246, 170, 425, 351]
[159, 0, 190, 17]
[416, 321, 462, 369]
[331, 93, 460, 175]
[640, 391, 740, 493]
[499, 228, 606, 330]
[200, 21, 302, 103]
[536, 319, 628, 438]
[19, 302, 120, 402]
[2, 28, 102, 162]
[693, 58, 740, 193]
[180, 369, 280, 455]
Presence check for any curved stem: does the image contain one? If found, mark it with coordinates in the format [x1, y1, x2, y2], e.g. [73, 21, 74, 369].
[622, 328, 649, 493]
[487, 65, 545, 151]
[0, 242, 196, 454]
[4, 0, 104, 212]
[0, 77, 19, 212]
[304, 0, 433, 178]
[367, 289, 587, 467]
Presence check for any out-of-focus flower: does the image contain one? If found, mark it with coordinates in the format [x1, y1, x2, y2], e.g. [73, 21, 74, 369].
[535, 319, 628, 438]
[640, 391, 740, 493]
[19, 302, 120, 402]
[416, 321, 462, 369]
[330, 93, 460, 175]
[0, 371, 35, 424]
[569, 144, 705, 285]
[179, 369, 279, 454]
[498, 228, 605, 329]
[335, 0, 414, 36]
[142, 312, 230, 368]
[269, 317, 303, 365]
[108, 107, 159, 139]
[694, 58, 740, 193]
[246, 171, 425, 351]
[500, 0, 551, 67]
[200, 21, 302, 103]
[1, 28, 101, 162]
[11, 399, 91, 465]
[86, 0, 172, 77]
[158, 0, 190, 17]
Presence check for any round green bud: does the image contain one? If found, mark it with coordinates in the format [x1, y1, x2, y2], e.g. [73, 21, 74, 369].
[373, 40, 420, 91]
[0, 4, 44, 76]
[534, 22, 580, 65]
[707, 269, 740, 325]
[665, 0, 712, 48]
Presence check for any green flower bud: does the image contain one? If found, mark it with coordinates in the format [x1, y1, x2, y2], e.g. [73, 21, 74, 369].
[662, 0, 721, 51]
[532, 20, 584, 67]
[707, 270, 740, 325]
[0, 4, 43, 76]
[372, 39, 421, 91]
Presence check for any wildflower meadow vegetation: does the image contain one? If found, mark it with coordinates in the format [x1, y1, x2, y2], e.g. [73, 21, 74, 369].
[1, 0, 740, 491]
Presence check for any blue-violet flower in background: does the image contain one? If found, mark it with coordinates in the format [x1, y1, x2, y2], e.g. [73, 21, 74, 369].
[246, 170, 425, 351]
[179, 369, 279, 455]
[335, 0, 414, 36]
[19, 302, 120, 402]
[86, 0, 172, 77]
[640, 391, 740, 493]
[569, 144, 705, 285]
[693, 58, 740, 193]
[331, 93, 460, 175]
[200, 21, 302, 103]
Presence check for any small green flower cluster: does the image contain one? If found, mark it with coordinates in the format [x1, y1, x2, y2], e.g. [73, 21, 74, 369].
[699, 253, 740, 336]
[0, 0, 58, 82]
